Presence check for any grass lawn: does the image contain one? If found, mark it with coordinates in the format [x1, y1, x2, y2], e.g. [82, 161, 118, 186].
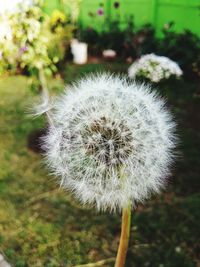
[0, 64, 199, 267]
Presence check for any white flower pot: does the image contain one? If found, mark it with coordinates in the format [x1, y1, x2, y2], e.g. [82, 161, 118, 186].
[71, 40, 88, 65]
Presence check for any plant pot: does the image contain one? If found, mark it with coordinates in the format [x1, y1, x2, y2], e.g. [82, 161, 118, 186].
[71, 39, 88, 64]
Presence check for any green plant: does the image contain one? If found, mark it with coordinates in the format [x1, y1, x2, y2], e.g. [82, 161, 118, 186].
[78, 18, 135, 58]
[134, 24, 158, 56]
[158, 23, 200, 79]
[77, 20, 158, 60]
[75, 26, 101, 56]
[0, 1, 73, 90]
[77, 19, 200, 80]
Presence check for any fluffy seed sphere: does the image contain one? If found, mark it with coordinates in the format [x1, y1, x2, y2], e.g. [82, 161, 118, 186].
[42, 74, 176, 211]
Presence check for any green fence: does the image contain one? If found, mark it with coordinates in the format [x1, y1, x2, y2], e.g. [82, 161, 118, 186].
[43, 0, 72, 18]
[79, 0, 200, 36]
[43, 0, 62, 14]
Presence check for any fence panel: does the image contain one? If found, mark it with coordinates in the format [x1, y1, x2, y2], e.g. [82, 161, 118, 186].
[78, 0, 200, 36]
[155, 0, 200, 35]
[79, 0, 108, 31]
[110, 0, 155, 29]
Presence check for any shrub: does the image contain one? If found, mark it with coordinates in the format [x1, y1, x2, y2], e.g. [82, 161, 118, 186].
[158, 23, 200, 79]
[78, 22, 158, 60]
[0, 0, 73, 87]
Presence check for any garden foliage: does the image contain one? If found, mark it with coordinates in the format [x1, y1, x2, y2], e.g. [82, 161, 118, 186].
[0, 0, 74, 87]
[78, 20, 200, 79]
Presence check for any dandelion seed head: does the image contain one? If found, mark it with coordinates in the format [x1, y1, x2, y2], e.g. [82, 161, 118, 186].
[42, 74, 177, 211]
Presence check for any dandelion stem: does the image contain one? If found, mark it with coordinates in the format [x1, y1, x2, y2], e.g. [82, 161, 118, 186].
[114, 203, 131, 267]
[72, 257, 115, 267]
[38, 67, 54, 127]
[38, 68, 48, 94]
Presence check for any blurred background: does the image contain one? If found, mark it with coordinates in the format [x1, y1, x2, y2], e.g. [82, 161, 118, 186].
[0, 0, 199, 266]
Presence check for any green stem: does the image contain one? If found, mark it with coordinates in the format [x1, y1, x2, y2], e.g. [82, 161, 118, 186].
[114, 203, 131, 267]
[38, 68, 54, 127]
[38, 68, 48, 95]
[72, 257, 115, 267]
[73, 167, 131, 267]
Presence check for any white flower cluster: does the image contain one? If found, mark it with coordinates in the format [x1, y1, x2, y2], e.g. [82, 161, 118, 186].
[128, 54, 183, 83]
[42, 74, 176, 212]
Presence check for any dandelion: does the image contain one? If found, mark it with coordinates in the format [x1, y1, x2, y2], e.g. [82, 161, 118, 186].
[128, 53, 183, 83]
[38, 74, 176, 267]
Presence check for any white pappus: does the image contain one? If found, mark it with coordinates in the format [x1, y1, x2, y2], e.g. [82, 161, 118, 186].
[41, 74, 177, 212]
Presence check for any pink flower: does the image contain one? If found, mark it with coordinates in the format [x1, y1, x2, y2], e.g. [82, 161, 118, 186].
[19, 46, 28, 54]
[97, 8, 104, 16]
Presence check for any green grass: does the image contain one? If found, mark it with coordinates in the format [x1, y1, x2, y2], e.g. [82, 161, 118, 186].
[63, 63, 130, 84]
[0, 65, 199, 267]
